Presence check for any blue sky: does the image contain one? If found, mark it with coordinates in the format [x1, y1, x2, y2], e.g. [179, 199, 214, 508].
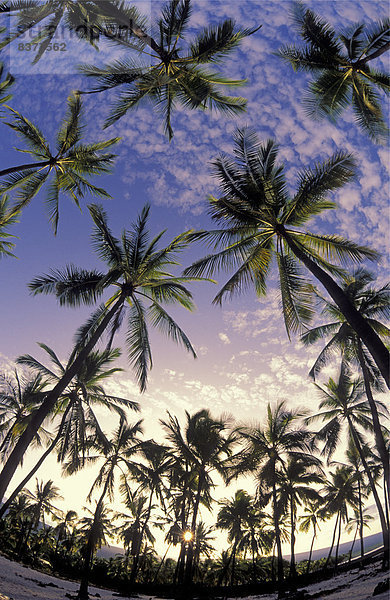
[0, 0, 389, 555]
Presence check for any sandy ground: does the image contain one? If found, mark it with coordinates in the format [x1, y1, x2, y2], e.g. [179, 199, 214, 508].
[0, 554, 388, 600]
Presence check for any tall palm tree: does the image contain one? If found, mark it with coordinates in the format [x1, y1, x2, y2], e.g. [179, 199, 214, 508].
[184, 128, 389, 387]
[277, 2, 390, 142]
[279, 457, 323, 579]
[161, 409, 236, 584]
[0, 344, 138, 520]
[216, 489, 258, 586]
[77, 502, 114, 584]
[236, 401, 314, 587]
[21, 478, 62, 554]
[126, 441, 171, 583]
[79, 0, 260, 138]
[300, 269, 390, 500]
[307, 362, 389, 567]
[0, 203, 197, 507]
[52, 509, 78, 556]
[77, 417, 143, 600]
[0, 369, 48, 461]
[322, 466, 359, 571]
[0, 93, 119, 232]
[298, 498, 327, 574]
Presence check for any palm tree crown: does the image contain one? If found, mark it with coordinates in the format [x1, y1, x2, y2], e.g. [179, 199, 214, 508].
[0, 93, 119, 232]
[277, 2, 390, 142]
[79, 0, 260, 138]
[184, 128, 389, 385]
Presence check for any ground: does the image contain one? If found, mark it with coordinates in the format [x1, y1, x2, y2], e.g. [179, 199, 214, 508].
[0, 554, 388, 600]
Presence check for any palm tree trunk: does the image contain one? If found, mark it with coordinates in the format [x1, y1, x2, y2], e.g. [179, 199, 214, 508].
[184, 473, 204, 585]
[0, 405, 71, 520]
[306, 524, 316, 574]
[347, 415, 389, 569]
[153, 542, 171, 584]
[0, 160, 51, 177]
[0, 294, 125, 505]
[130, 490, 154, 584]
[230, 540, 238, 586]
[272, 481, 284, 586]
[279, 226, 390, 387]
[357, 340, 390, 498]
[324, 513, 339, 570]
[334, 514, 342, 573]
[358, 479, 364, 568]
[289, 495, 297, 579]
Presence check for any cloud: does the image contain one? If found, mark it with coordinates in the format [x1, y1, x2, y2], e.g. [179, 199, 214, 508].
[218, 332, 231, 345]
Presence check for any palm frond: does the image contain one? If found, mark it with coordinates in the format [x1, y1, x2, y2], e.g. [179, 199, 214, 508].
[4, 106, 50, 156]
[88, 204, 124, 267]
[296, 232, 379, 265]
[149, 301, 196, 357]
[190, 20, 260, 64]
[291, 1, 342, 56]
[29, 266, 105, 306]
[351, 75, 388, 142]
[277, 253, 314, 336]
[126, 298, 152, 393]
[362, 18, 390, 57]
[303, 69, 352, 121]
[56, 93, 83, 153]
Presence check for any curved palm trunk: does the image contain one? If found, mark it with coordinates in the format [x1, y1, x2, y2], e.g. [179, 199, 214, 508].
[334, 514, 342, 573]
[306, 523, 317, 574]
[230, 539, 238, 586]
[324, 513, 339, 570]
[356, 340, 390, 498]
[347, 415, 389, 569]
[348, 524, 358, 563]
[280, 227, 390, 387]
[184, 471, 204, 585]
[0, 405, 72, 520]
[358, 479, 364, 569]
[0, 160, 51, 177]
[0, 294, 125, 505]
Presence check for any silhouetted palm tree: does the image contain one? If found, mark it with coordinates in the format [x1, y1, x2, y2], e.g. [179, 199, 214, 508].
[0, 94, 119, 232]
[277, 2, 389, 142]
[0, 203, 197, 507]
[79, 0, 260, 138]
[184, 128, 389, 386]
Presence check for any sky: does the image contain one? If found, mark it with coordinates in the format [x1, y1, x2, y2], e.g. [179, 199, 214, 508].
[0, 0, 389, 559]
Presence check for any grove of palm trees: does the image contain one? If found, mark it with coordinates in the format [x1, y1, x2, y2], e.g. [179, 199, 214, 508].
[0, 1, 389, 600]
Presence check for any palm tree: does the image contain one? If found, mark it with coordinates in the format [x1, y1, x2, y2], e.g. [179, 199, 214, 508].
[0, 195, 20, 258]
[0, 203, 197, 507]
[0, 344, 138, 520]
[21, 478, 62, 554]
[299, 498, 327, 574]
[79, 0, 260, 138]
[126, 441, 171, 583]
[307, 362, 389, 567]
[0, 0, 135, 62]
[52, 509, 78, 556]
[322, 466, 359, 571]
[300, 269, 390, 501]
[279, 457, 323, 579]
[216, 489, 257, 586]
[0, 369, 48, 461]
[77, 417, 143, 600]
[0, 57, 14, 104]
[77, 502, 114, 586]
[0, 93, 119, 232]
[236, 401, 314, 588]
[184, 128, 389, 387]
[161, 409, 236, 584]
[277, 2, 390, 142]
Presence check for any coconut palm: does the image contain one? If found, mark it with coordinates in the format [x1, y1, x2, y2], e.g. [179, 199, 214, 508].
[278, 457, 323, 579]
[77, 417, 143, 600]
[21, 478, 62, 555]
[345, 507, 373, 563]
[277, 2, 390, 142]
[52, 509, 78, 555]
[0, 369, 49, 461]
[0, 0, 136, 62]
[298, 498, 327, 574]
[79, 0, 260, 138]
[236, 401, 314, 587]
[0, 345, 138, 520]
[0, 203, 197, 507]
[0, 195, 20, 258]
[184, 128, 389, 387]
[77, 502, 114, 586]
[301, 269, 390, 501]
[307, 362, 389, 567]
[322, 466, 359, 571]
[0, 93, 119, 232]
[161, 409, 236, 584]
[216, 489, 259, 586]
[126, 441, 171, 583]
